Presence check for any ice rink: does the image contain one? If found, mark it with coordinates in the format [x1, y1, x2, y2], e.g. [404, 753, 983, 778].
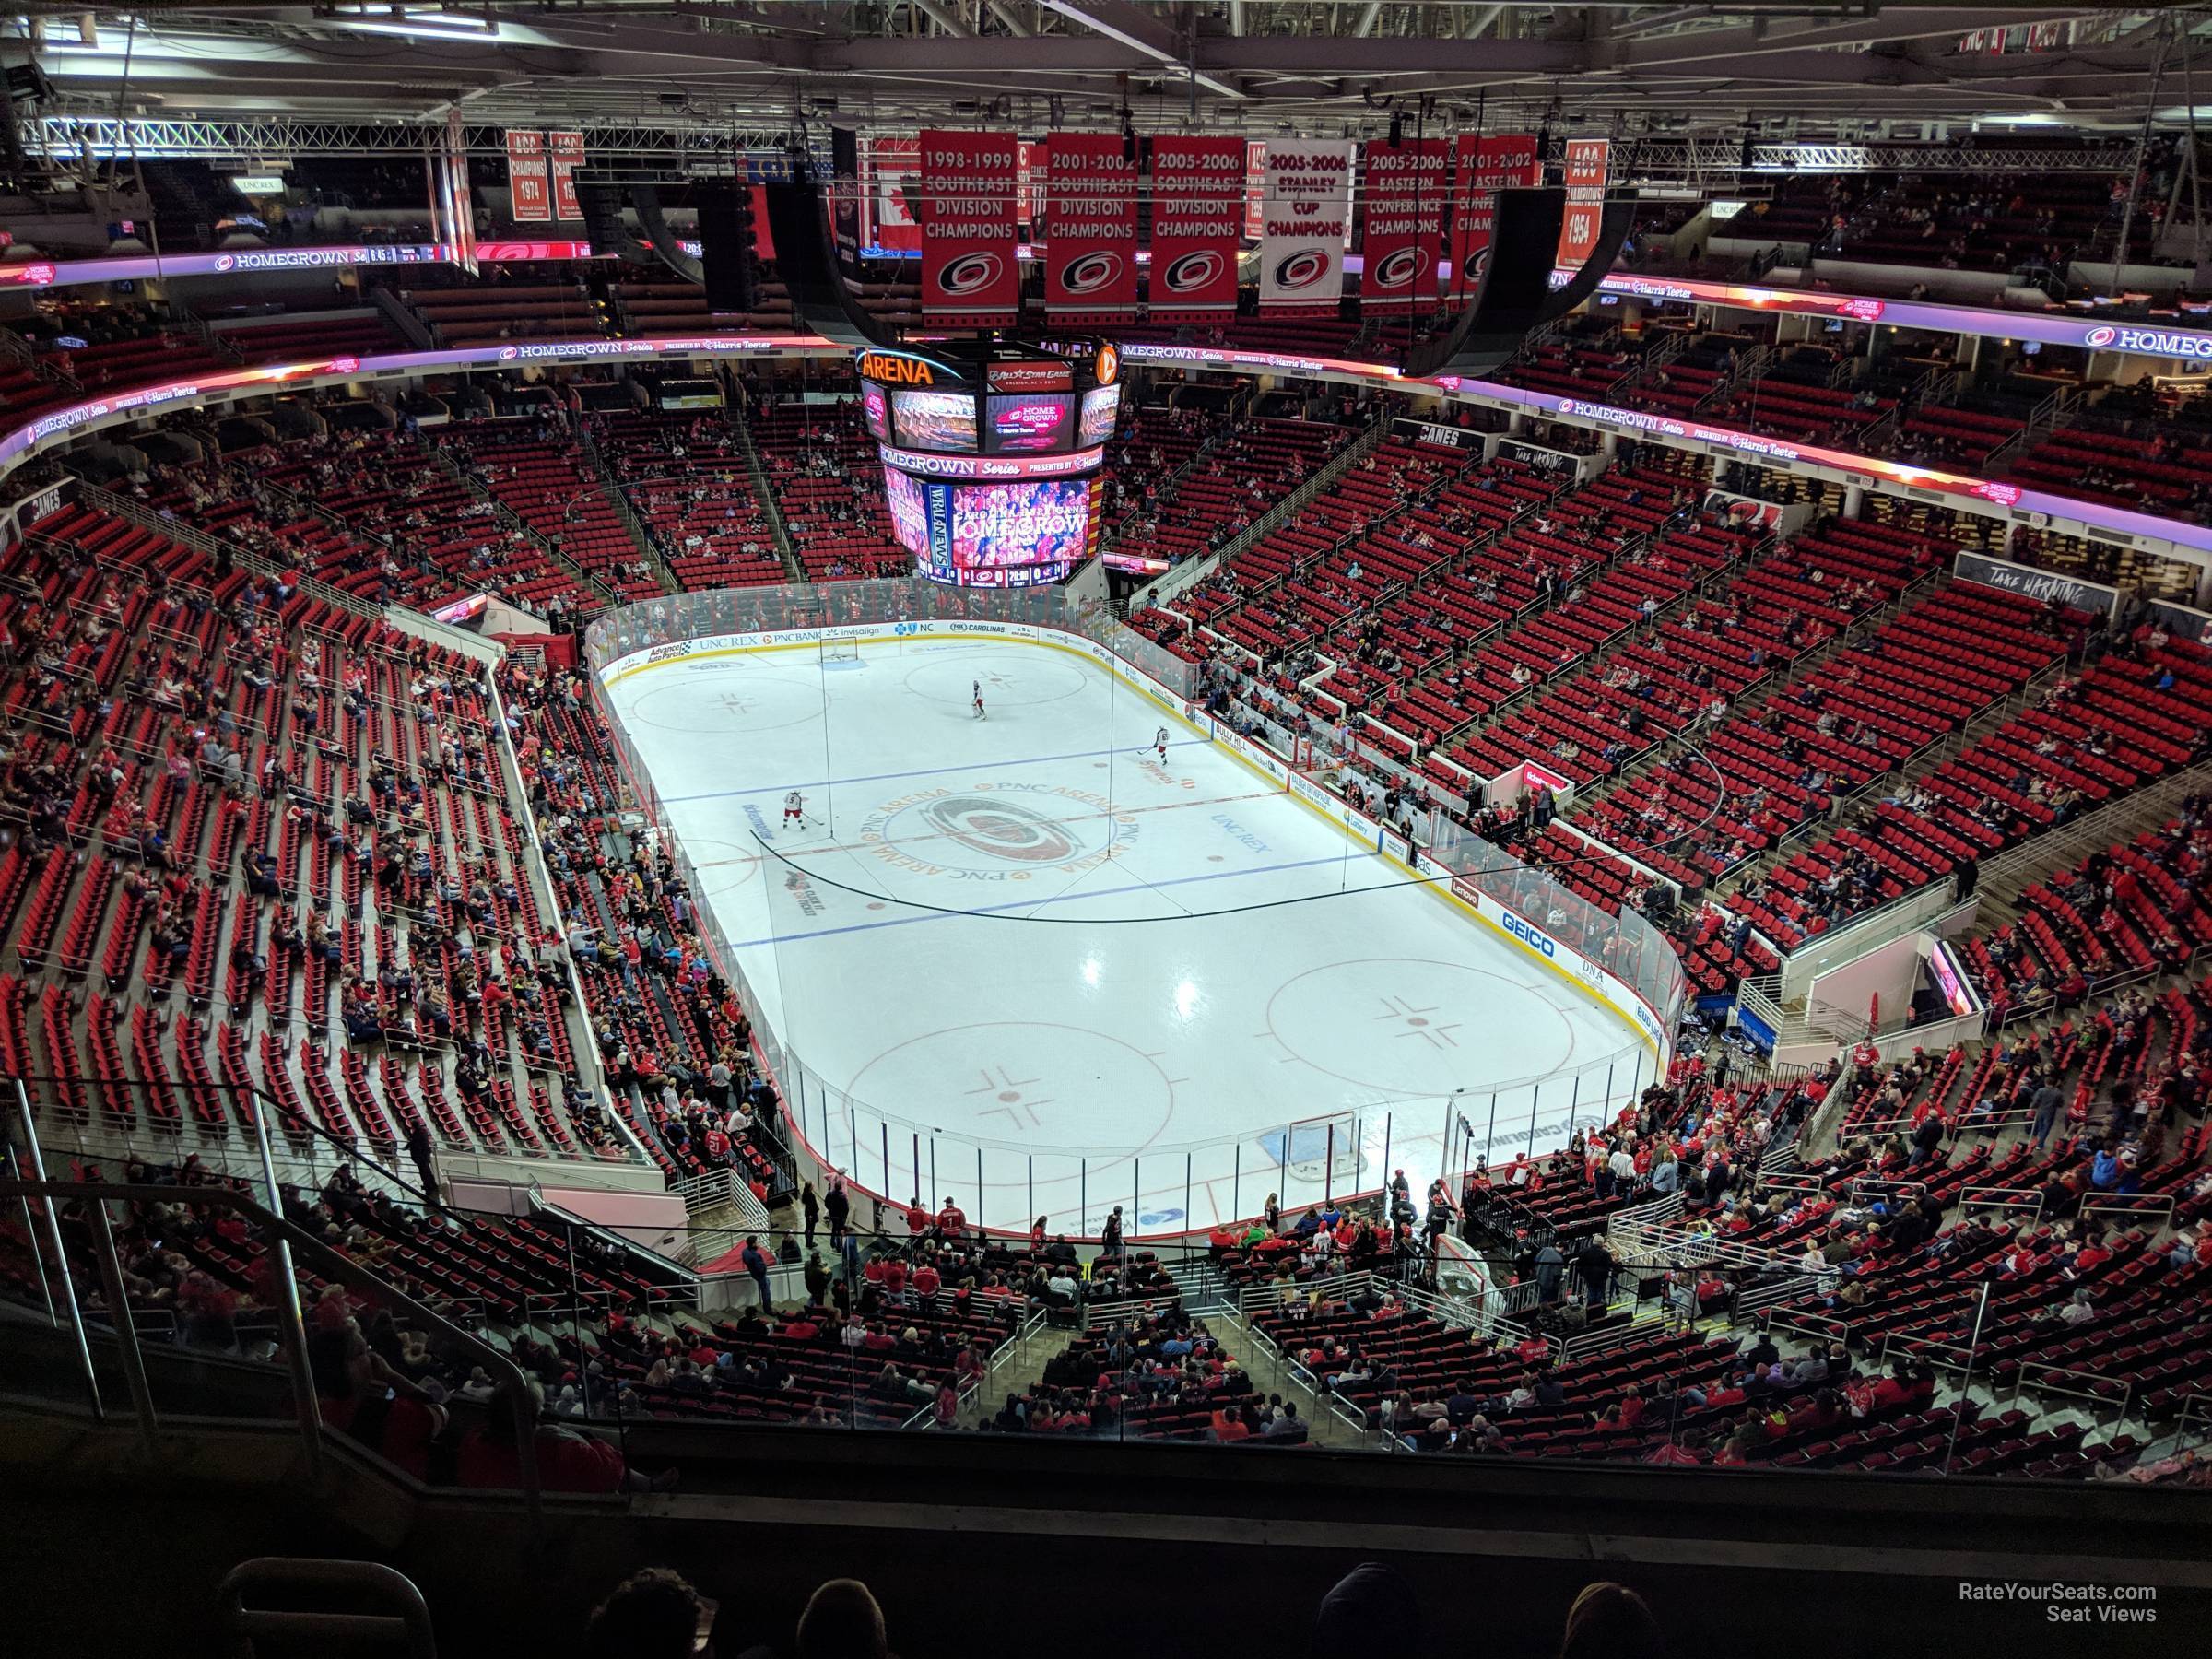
[602, 633, 1651, 1236]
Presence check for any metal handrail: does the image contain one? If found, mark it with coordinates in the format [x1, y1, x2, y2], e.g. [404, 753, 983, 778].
[0, 1173, 543, 1519]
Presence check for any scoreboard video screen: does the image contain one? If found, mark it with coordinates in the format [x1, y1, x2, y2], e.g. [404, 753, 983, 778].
[857, 342, 1118, 588]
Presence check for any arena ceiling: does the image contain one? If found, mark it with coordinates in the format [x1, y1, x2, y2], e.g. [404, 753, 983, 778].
[4, 4, 2208, 143]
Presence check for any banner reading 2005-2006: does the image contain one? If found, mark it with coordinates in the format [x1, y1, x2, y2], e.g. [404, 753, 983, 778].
[920, 129, 1020, 325]
[1259, 141, 1355, 312]
[1359, 137, 1449, 311]
[1147, 135, 1244, 321]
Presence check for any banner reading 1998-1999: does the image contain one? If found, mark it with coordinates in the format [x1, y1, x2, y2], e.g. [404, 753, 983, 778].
[920, 129, 1021, 324]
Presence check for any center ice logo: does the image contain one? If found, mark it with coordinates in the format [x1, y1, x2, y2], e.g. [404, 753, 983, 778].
[858, 782, 1140, 880]
[921, 794, 1081, 864]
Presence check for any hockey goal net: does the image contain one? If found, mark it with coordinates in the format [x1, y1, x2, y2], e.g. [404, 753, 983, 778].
[1276, 1112, 1364, 1189]
[821, 639, 860, 663]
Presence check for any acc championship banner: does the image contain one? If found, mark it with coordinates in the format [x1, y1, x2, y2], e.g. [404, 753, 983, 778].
[549, 132, 585, 221]
[505, 131, 550, 223]
[1556, 137, 1611, 269]
[1044, 133, 1140, 321]
[1449, 133, 1540, 299]
[1360, 137, 1449, 310]
[868, 135, 922, 255]
[1147, 135, 1245, 318]
[920, 129, 1020, 324]
[1259, 141, 1355, 311]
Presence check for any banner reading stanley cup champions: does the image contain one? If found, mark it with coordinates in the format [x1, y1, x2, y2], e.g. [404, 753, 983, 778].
[920, 129, 1020, 324]
[1146, 135, 1244, 320]
[1258, 140, 1355, 312]
[1359, 136, 1449, 310]
[1044, 132, 1140, 322]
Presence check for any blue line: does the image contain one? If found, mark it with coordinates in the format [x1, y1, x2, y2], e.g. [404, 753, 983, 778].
[656, 738, 1198, 806]
[731, 852, 1355, 947]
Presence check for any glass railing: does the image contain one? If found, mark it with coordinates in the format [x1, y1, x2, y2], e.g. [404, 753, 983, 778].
[579, 582, 1673, 1240]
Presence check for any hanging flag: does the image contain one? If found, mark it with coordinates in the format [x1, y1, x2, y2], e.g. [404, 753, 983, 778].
[1556, 137, 1612, 270]
[548, 132, 586, 221]
[1147, 135, 1244, 320]
[1044, 133, 1139, 322]
[830, 126, 864, 280]
[1359, 137, 1449, 311]
[1447, 133, 1541, 299]
[1259, 140, 1355, 312]
[505, 130, 550, 224]
[868, 135, 922, 255]
[1243, 139, 1267, 241]
[919, 128, 1020, 324]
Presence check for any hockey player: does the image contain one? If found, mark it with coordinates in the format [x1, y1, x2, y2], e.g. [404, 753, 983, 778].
[972, 679, 987, 721]
[782, 790, 806, 830]
[1153, 725, 1170, 763]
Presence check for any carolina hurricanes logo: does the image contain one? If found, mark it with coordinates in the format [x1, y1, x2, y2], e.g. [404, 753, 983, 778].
[1063, 252, 1123, 296]
[1272, 250, 1331, 293]
[2086, 325, 2118, 348]
[214, 254, 236, 273]
[1160, 251, 1224, 294]
[920, 795, 1079, 864]
[1460, 247, 1492, 287]
[500, 346, 520, 360]
[1371, 247, 1428, 291]
[939, 253, 1003, 297]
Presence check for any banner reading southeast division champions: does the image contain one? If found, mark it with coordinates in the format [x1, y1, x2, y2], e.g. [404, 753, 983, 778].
[1448, 133, 1540, 299]
[1044, 132, 1139, 322]
[1360, 136, 1449, 310]
[1147, 135, 1244, 320]
[920, 129, 1021, 324]
[1259, 141, 1355, 312]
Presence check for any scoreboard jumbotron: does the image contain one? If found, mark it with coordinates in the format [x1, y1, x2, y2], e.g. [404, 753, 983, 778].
[854, 338, 1121, 589]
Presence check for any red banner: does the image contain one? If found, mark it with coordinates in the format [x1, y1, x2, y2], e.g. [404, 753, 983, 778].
[1447, 133, 1540, 299]
[920, 129, 1020, 324]
[867, 135, 921, 254]
[1556, 137, 1611, 270]
[548, 132, 585, 221]
[505, 130, 550, 223]
[1244, 139, 1267, 242]
[1044, 133, 1139, 321]
[1147, 135, 1245, 319]
[1359, 137, 1449, 310]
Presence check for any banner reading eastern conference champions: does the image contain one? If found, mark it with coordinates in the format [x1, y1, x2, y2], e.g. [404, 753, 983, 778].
[1259, 140, 1355, 311]
[1359, 137, 1449, 310]
[920, 129, 1020, 324]
[1043, 133, 1139, 322]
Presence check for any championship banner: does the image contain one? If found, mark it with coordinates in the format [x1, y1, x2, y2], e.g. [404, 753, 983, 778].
[920, 129, 1020, 324]
[868, 135, 922, 255]
[548, 132, 585, 221]
[1147, 135, 1244, 318]
[1259, 140, 1355, 312]
[1556, 137, 1611, 269]
[1448, 133, 1540, 298]
[1360, 137, 1448, 310]
[1044, 133, 1139, 321]
[1243, 139, 1267, 241]
[505, 131, 550, 223]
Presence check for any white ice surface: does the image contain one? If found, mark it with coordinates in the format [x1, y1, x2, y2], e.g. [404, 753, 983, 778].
[604, 635, 1647, 1235]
